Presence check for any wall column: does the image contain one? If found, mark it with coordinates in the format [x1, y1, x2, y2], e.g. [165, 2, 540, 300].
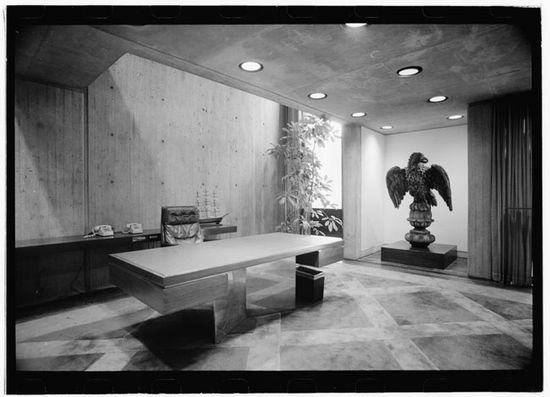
[467, 102, 493, 279]
[342, 123, 362, 259]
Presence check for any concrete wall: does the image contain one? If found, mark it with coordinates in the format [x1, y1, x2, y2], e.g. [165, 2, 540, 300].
[15, 80, 85, 240]
[88, 53, 283, 237]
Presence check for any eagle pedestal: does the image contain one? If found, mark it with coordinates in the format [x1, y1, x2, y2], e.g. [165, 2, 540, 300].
[405, 208, 435, 248]
[381, 241, 457, 269]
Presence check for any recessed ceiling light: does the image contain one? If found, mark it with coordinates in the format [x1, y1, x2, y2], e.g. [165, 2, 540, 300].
[397, 66, 423, 77]
[380, 125, 393, 130]
[428, 95, 448, 103]
[345, 23, 367, 28]
[351, 112, 367, 118]
[239, 61, 263, 72]
[447, 114, 464, 120]
[308, 92, 327, 100]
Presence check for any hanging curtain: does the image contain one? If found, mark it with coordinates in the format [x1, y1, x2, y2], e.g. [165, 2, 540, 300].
[489, 93, 532, 286]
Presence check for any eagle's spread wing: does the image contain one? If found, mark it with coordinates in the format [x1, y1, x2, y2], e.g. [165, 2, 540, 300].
[426, 164, 453, 211]
[386, 166, 407, 208]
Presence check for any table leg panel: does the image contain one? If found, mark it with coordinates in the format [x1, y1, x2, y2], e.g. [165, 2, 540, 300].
[246, 258, 296, 316]
[212, 269, 247, 344]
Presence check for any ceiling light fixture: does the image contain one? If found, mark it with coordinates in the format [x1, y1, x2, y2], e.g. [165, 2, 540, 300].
[351, 112, 367, 118]
[428, 95, 448, 103]
[380, 125, 393, 130]
[447, 114, 464, 120]
[345, 23, 367, 28]
[308, 92, 327, 100]
[239, 61, 263, 72]
[397, 66, 423, 77]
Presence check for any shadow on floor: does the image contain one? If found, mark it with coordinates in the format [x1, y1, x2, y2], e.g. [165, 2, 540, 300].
[126, 306, 284, 371]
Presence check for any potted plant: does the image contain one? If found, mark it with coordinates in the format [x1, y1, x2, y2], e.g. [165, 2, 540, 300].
[268, 113, 343, 236]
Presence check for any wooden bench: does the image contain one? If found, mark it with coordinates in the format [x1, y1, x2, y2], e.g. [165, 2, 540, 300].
[109, 232, 343, 342]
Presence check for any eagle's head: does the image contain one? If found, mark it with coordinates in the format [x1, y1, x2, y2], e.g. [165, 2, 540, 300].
[408, 152, 428, 169]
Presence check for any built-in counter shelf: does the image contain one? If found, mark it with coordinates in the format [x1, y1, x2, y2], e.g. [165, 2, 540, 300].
[16, 225, 237, 255]
[14, 225, 237, 308]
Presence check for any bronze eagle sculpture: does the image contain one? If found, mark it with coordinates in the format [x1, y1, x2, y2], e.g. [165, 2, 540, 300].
[386, 152, 453, 212]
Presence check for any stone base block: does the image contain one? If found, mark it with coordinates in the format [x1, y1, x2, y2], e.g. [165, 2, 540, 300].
[381, 241, 457, 269]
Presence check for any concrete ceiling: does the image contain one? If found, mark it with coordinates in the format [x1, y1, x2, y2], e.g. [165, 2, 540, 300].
[14, 24, 532, 133]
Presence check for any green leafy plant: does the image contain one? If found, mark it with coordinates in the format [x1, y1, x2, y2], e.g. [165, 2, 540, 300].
[268, 113, 343, 235]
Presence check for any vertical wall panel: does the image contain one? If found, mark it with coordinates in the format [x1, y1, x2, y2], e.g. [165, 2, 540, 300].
[467, 102, 493, 279]
[87, 54, 283, 236]
[14, 79, 85, 240]
[361, 126, 386, 254]
[342, 123, 363, 259]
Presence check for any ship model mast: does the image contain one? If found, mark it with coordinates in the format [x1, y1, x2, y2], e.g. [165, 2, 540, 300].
[196, 185, 219, 220]
[211, 186, 220, 218]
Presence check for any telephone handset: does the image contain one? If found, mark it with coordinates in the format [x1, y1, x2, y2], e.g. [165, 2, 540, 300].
[123, 223, 143, 234]
[89, 224, 114, 237]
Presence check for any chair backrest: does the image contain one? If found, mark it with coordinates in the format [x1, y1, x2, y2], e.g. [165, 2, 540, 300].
[160, 206, 203, 246]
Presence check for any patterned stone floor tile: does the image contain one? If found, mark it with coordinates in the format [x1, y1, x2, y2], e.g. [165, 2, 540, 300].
[347, 285, 401, 328]
[16, 297, 155, 342]
[279, 320, 502, 348]
[280, 327, 399, 347]
[438, 289, 533, 348]
[23, 308, 155, 343]
[195, 347, 249, 370]
[16, 288, 130, 322]
[281, 294, 373, 331]
[280, 341, 401, 370]
[339, 271, 420, 289]
[512, 319, 533, 334]
[14, 259, 533, 372]
[228, 312, 280, 335]
[374, 289, 481, 325]
[17, 353, 104, 371]
[242, 314, 281, 370]
[221, 315, 281, 349]
[460, 291, 532, 320]
[413, 333, 533, 370]
[383, 338, 438, 370]
[16, 338, 145, 359]
[123, 350, 172, 371]
[396, 320, 501, 340]
[87, 351, 136, 371]
[327, 261, 532, 305]
[124, 347, 249, 370]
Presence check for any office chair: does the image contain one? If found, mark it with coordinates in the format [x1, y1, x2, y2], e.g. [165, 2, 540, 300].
[160, 206, 203, 246]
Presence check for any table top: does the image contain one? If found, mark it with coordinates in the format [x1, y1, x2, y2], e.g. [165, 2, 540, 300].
[110, 232, 343, 288]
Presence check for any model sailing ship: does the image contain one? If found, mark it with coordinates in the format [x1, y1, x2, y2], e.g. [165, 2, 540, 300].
[195, 185, 228, 224]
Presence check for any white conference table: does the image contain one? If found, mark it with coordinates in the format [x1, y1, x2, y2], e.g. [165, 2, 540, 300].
[109, 232, 343, 342]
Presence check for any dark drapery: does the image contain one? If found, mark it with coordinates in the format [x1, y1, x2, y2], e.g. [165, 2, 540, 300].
[489, 93, 533, 286]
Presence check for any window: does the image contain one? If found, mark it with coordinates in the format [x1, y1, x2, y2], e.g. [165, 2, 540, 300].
[305, 114, 342, 209]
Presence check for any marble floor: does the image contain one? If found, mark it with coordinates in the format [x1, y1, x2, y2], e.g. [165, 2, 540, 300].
[15, 259, 532, 371]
